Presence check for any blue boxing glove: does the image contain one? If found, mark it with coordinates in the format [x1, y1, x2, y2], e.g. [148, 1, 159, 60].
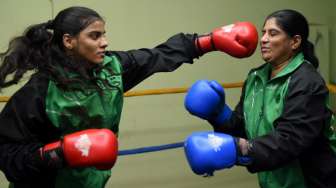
[184, 131, 251, 176]
[184, 80, 232, 126]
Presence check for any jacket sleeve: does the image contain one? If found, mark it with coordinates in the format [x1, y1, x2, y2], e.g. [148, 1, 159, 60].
[246, 66, 330, 172]
[0, 73, 59, 182]
[212, 81, 247, 138]
[109, 33, 200, 92]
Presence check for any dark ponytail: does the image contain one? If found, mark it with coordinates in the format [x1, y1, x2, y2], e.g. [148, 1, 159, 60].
[266, 9, 319, 69]
[302, 40, 319, 68]
[0, 21, 52, 88]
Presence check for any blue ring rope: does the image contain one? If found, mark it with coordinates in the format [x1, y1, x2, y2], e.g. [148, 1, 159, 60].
[118, 141, 184, 156]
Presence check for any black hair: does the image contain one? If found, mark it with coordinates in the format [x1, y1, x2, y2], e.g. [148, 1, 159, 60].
[0, 6, 107, 90]
[265, 9, 319, 68]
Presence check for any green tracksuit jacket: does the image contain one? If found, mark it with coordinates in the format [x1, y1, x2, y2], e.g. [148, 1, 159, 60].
[219, 53, 336, 188]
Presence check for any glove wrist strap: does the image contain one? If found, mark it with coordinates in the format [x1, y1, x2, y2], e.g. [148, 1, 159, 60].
[195, 34, 215, 55]
[40, 141, 65, 169]
[209, 104, 232, 126]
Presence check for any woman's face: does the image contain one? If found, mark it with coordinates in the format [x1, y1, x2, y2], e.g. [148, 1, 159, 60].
[65, 20, 108, 64]
[260, 18, 297, 64]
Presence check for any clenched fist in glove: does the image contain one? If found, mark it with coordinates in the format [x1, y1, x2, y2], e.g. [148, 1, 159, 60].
[184, 131, 252, 176]
[184, 80, 232, 126]
[195, 22, 258, 58]
[40, 128, 118, 170]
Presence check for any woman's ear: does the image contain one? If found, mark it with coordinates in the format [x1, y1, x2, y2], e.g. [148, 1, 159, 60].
[291, 35, 302, 51]
[63, 34, 75, 50]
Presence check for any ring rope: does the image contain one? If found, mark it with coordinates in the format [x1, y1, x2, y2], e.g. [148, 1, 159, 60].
[123, 82, 244, 97]
[118, 142, 184, 156]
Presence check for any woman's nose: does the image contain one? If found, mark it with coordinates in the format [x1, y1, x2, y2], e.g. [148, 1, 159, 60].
[100, 36, 108, 48]
[261, 33, 269, 43]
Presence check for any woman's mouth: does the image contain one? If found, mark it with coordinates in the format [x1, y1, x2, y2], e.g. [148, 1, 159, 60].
[97, 51, 105, 57]
[261, 47, 270, 53]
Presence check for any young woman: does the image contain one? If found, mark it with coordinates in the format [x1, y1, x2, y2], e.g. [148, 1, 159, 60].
[0, 6, 258, 188]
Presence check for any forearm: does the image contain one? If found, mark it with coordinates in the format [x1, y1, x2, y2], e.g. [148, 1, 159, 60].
[246, 118, 325, 172]
[212, 111, 247, 138]
[211, 96, 247, 138]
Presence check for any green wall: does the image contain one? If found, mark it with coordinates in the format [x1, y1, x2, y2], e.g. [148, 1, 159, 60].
[331, 1, 336, 84]
[329, 0, 336, 112]
[330, 1, 336, 84]
[0, 1, 335, 187]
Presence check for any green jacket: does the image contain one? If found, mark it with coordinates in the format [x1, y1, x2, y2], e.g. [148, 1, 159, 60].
[221, 53, 336, 188]
[45, 55, 123, 188]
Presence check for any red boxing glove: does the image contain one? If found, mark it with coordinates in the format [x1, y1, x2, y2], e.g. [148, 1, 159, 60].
[40, 129, 118, 170]
[196, 22, 258, 58]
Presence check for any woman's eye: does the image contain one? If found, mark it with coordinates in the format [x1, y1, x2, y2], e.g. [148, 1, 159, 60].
[269, 30, 280, 37]
[90, 32, 101, 40]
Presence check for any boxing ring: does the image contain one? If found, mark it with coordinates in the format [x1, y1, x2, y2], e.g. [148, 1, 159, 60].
[1, 82, 335, 157]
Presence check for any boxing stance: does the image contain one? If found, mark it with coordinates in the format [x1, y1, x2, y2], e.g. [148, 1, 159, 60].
[39, 21, 257, 171]
[0, 6, 258, 187]
[37, 21, 258, 171]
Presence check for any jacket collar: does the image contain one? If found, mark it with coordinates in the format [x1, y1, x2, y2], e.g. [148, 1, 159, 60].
[254, 53, 305, 83]
[102, 55, 113, 66]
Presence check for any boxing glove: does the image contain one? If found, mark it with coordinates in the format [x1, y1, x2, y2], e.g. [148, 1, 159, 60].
[40, 128, 118, 170]
[184, 80, 232, 126]
[184, 131, 251, 176]
[196, 22, 258, 58]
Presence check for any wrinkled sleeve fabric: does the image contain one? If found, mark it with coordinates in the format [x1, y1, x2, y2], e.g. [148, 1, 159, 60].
[110, 33, 200, 92]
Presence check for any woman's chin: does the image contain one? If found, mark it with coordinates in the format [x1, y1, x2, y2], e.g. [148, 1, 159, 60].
[261, 55, 272, 63]
[91, 58, 104, 64]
